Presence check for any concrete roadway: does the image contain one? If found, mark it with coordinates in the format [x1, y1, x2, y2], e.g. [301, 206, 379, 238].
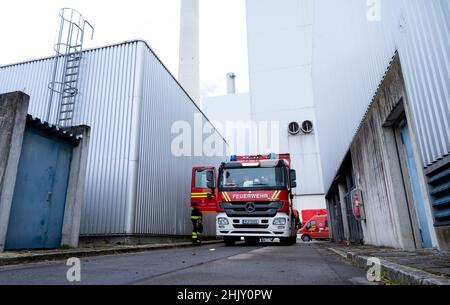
[0, 241, 378, 285]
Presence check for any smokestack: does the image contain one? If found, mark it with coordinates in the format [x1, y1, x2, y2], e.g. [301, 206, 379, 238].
[179, 0, 200, 105]
[227, 72, 236, 95]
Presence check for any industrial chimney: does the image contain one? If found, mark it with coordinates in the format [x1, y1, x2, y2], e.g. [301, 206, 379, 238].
[178, 0, 200, 105]
[227, 72, 236, 95]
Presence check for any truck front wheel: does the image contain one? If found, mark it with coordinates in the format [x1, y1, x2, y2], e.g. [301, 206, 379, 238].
[280, 236, 297, 246]
[244, 237, 260, 246]
[223, 237, 236, 246]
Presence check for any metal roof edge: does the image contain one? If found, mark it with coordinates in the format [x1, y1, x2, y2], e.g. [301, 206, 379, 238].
[0, 39, 229, 146]
[0, 39, 146, 69]
[323, 51, 400, 196]
[133, 39, 228, 145]
[26, 114, 82, 145]
[134, 40, 229, 146]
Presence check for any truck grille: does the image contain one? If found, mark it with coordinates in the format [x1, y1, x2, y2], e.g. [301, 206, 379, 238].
[222, 201, 282, 217]
[232, 224, 270, 229]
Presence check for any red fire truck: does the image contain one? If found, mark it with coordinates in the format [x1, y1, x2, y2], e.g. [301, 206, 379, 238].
[191, 153, 299, 246]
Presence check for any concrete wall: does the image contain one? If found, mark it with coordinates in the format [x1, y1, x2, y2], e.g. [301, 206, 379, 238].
[61, 125, 91, 248]
[0, 92, 29, 252]
[349, 57, 439, 249]
[350, 60, 407, 248]
[435, 222, 450, 251]
[0, 91, 90, 250]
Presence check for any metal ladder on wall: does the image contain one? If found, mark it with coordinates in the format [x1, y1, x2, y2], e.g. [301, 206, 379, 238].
[47, 8, 94, 127]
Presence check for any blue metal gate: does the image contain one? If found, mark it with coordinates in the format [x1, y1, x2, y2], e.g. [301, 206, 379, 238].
[400, 122, 433, 248]
[5, 127, 72, 250]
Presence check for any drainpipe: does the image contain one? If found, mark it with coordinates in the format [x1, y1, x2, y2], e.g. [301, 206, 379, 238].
[125, 42, 145, 234]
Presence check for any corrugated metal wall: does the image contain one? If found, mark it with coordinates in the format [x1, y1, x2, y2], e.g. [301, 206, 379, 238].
[0, 40, 226, 236]
[312, 0, 450, 192]
[135, 42, 225, 236]
[0, 43, 138, 235]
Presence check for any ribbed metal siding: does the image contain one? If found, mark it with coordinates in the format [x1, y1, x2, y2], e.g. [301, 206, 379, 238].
[312, 0, 450, 191]
[77, 43, 138, 235]
[427, 163, 450, 227]
[0, 40, 227, 236]
[134, 44, 225, 236]
[0, 43, 138, 235]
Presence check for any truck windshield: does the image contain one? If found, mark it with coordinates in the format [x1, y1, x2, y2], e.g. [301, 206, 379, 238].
[219, 166, 287, 191]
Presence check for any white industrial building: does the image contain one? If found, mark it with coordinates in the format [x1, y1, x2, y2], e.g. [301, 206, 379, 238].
[312, 0, 450, 250]
[202, 0, 325, 217]
[179, 0, 201, 106]
[203, 0, 449, 251]
[2, 0, 447, 251]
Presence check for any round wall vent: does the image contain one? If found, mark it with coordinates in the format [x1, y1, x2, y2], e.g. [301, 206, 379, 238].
[301, 120, 314, 134]
[288, 122, 300, 135]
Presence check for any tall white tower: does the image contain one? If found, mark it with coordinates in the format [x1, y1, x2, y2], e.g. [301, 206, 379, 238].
[179, 0, 200, 106]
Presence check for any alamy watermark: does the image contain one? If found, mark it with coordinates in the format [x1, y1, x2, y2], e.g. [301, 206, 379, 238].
[367, 257, 382, 282]
[66, 257, 81, 282]
[171, 113, 281, 157]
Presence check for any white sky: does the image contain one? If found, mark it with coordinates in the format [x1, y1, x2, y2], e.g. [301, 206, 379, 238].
[0, 0, 249, 97]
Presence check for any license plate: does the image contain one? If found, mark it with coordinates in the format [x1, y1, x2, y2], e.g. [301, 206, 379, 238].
[242, 219, 259, 225]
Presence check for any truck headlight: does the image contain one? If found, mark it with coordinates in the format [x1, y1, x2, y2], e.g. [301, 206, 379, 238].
[218, 218, 229, 225]
[273, 218, 287, 225]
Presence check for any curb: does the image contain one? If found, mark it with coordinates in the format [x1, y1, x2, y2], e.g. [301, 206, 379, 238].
[328, 247, 450, 285]
[0, 240, 223, 266]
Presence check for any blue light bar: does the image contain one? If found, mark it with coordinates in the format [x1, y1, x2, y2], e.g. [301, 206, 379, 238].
[230, 155, 237, 161]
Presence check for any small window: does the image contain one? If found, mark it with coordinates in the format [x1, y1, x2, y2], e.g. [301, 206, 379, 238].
[195, 170, 209, 188]
[307, 220, 316, 229]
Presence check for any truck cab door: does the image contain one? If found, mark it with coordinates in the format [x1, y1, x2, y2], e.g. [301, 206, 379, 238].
[191, 167, 217, 213]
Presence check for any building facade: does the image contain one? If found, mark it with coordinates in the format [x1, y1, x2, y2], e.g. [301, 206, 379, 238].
[312, 0, 450, 250]
[202, 0, 326, 217]
[246, 0, 325, 214]
[0, 40, 227, 239]
[179, 0, 200, 105]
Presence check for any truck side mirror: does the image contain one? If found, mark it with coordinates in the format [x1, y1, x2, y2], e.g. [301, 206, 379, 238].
[206, 170, 215, 189]
[290, 169, 297, 188]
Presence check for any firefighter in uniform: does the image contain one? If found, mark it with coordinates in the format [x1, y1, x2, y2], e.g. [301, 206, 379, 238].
[191, 206, 203, 245]
[293, 209, 302, 230]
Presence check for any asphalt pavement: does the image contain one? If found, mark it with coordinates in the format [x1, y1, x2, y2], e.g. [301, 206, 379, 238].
[0, 241, 378, 285]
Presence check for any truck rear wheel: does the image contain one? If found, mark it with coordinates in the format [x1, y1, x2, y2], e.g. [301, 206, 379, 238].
[244, 237, 260, 246]
[223, 237, 236, 246]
